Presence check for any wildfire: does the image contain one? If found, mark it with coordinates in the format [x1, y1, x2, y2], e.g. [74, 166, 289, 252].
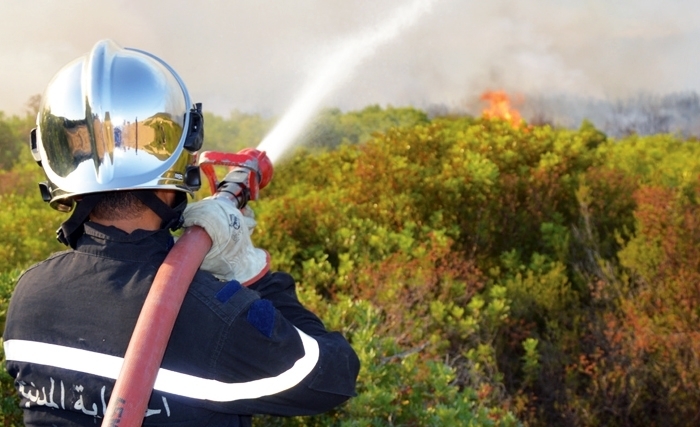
[480, 90, 522, 128]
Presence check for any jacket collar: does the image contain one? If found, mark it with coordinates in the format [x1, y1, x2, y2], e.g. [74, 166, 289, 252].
[75, 222, 175, 262]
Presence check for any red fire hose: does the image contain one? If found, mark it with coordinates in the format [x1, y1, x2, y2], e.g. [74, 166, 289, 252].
[101, 149, 272, 427]
[101, 226, 212, 426]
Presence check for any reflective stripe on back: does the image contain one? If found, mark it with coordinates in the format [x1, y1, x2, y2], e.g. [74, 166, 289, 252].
[4, 327, 319, 402]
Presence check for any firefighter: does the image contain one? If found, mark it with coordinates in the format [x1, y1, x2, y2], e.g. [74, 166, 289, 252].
[3, 39, 359, 427]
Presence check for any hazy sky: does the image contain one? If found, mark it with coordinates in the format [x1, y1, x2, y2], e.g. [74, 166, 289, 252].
[2, 0, 700, 118]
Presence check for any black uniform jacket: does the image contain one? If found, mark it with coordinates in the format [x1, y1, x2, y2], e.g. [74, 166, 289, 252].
[3, 223, 360, 426]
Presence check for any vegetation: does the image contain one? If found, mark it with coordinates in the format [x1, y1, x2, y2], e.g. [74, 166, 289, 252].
[1, 104, 699, 426]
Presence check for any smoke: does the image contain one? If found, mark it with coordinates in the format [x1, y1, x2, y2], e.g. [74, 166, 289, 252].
[519, 92, 700, 138]
[1, 0, 699, 127]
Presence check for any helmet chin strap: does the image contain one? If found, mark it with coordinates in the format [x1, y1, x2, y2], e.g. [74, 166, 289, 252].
[57, 191, 188, 249]
[132, 191, 187, 231]
[56, 194, 103, 248]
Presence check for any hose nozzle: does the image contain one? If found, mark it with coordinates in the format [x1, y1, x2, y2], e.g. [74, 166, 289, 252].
[197, 148, 274, 208]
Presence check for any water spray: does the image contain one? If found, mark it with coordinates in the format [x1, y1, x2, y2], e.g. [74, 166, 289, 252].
[257, 0, 438, 164]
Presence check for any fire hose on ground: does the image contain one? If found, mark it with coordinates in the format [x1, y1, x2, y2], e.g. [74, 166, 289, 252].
[101, 148, 274, 427]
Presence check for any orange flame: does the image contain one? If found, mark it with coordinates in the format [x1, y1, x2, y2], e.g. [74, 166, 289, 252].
[480, 90, 522, 128]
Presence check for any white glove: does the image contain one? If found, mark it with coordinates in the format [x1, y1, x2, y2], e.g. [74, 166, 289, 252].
[182, 198, 270, 285]
[239, 206, 257, 234]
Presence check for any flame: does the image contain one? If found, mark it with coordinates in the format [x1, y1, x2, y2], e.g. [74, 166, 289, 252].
[480, 90, 522, 128]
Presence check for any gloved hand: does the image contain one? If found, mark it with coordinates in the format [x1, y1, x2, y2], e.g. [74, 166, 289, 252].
[182, 198, 270, 286]
[239, 206, 257, 234]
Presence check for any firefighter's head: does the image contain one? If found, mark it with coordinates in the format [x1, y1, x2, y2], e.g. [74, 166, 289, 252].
[30, 40, 204, 246]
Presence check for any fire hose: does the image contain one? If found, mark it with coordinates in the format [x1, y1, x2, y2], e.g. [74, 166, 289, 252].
[101, 148, 273, 427]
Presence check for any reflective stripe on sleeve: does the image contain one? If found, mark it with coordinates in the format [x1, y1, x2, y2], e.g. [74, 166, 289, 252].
[3, 327, 319, 402]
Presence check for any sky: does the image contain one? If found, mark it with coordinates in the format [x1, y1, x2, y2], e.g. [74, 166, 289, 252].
[2, 0, 700, 120]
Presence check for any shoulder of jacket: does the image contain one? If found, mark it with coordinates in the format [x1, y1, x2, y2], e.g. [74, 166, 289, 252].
[187, 271, 261, 325]
[16, 250, 74, 278]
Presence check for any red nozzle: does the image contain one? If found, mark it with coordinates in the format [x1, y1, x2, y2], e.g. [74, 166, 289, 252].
[197, 148, 274, 203]
[236, 148, 274, 190]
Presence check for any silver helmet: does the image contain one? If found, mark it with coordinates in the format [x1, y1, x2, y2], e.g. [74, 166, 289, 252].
[31, 39, 203, 212]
